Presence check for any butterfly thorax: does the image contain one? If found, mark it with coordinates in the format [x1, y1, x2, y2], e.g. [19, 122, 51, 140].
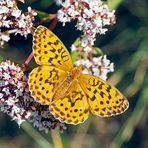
[70, 64, 83, 79]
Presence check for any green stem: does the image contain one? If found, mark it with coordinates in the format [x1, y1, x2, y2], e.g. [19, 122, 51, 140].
[21, 122, 53, 148]
[51, 130, 63, 148]
[108, 0, 123, 9]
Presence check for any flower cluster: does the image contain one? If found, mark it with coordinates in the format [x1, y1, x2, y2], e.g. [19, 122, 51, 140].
[57, 0, 116, 47]
[0, 31, 10, 47]
[0, 60, 66, 132]
[74, 55, 114, 80]
[28, 104, 66, 133]
[0, 0, 37, 47]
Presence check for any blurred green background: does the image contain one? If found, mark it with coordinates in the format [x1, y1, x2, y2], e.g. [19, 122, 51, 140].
[0, 0, 147, 148]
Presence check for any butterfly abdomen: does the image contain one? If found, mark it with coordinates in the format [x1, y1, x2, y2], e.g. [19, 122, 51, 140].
[53, 65, 83, 101]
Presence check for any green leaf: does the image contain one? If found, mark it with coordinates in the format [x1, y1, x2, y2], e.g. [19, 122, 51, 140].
[109, 0, 123, 9]
[71, 51, 80, 63]
[73, 37, 81, 46]
[37, 10, 50, 20]
[93, 47, 103, 55]
[0, 55, 4, 62]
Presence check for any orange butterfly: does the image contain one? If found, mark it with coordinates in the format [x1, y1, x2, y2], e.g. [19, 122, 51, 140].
[28, 26, 129, 124]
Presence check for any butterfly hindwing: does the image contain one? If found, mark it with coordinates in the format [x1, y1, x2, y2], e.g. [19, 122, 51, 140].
[33, 25, 73, 71]
[28, 66, 67, 105]
[50, 80, 89, 124]
[79, 74, 129, 117]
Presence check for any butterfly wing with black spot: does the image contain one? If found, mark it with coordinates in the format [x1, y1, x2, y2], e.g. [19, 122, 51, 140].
[50, 79, 89, 124]
[79, 74, 129, 117]
[33, 25, 73, 71]
[28, 65, 67, 105]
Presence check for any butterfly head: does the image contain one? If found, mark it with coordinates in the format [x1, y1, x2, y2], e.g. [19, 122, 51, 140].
[70, 64, 83, 79]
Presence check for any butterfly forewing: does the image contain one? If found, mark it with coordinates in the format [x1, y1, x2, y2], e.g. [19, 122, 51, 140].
[33, 25, 73, 71]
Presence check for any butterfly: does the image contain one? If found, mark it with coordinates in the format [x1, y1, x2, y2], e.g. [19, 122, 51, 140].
[28, 25, 129, 125]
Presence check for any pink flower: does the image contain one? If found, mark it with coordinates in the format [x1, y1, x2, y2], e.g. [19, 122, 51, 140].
[0, 60, 66, 132]
[74, 55, 114, 80]
[57, 0, 116, 46]
[0, 1, 37, 46]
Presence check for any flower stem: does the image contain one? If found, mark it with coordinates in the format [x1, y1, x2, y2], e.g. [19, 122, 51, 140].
[24, 51, 33, 66]
[89, 49, 93, 62]
[51, 130, 63, 148]
[33, 14, 57, 27]
[49, 15, 58, 30]
[21, 122, 53, 148]
[25, 14, 58, 66]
